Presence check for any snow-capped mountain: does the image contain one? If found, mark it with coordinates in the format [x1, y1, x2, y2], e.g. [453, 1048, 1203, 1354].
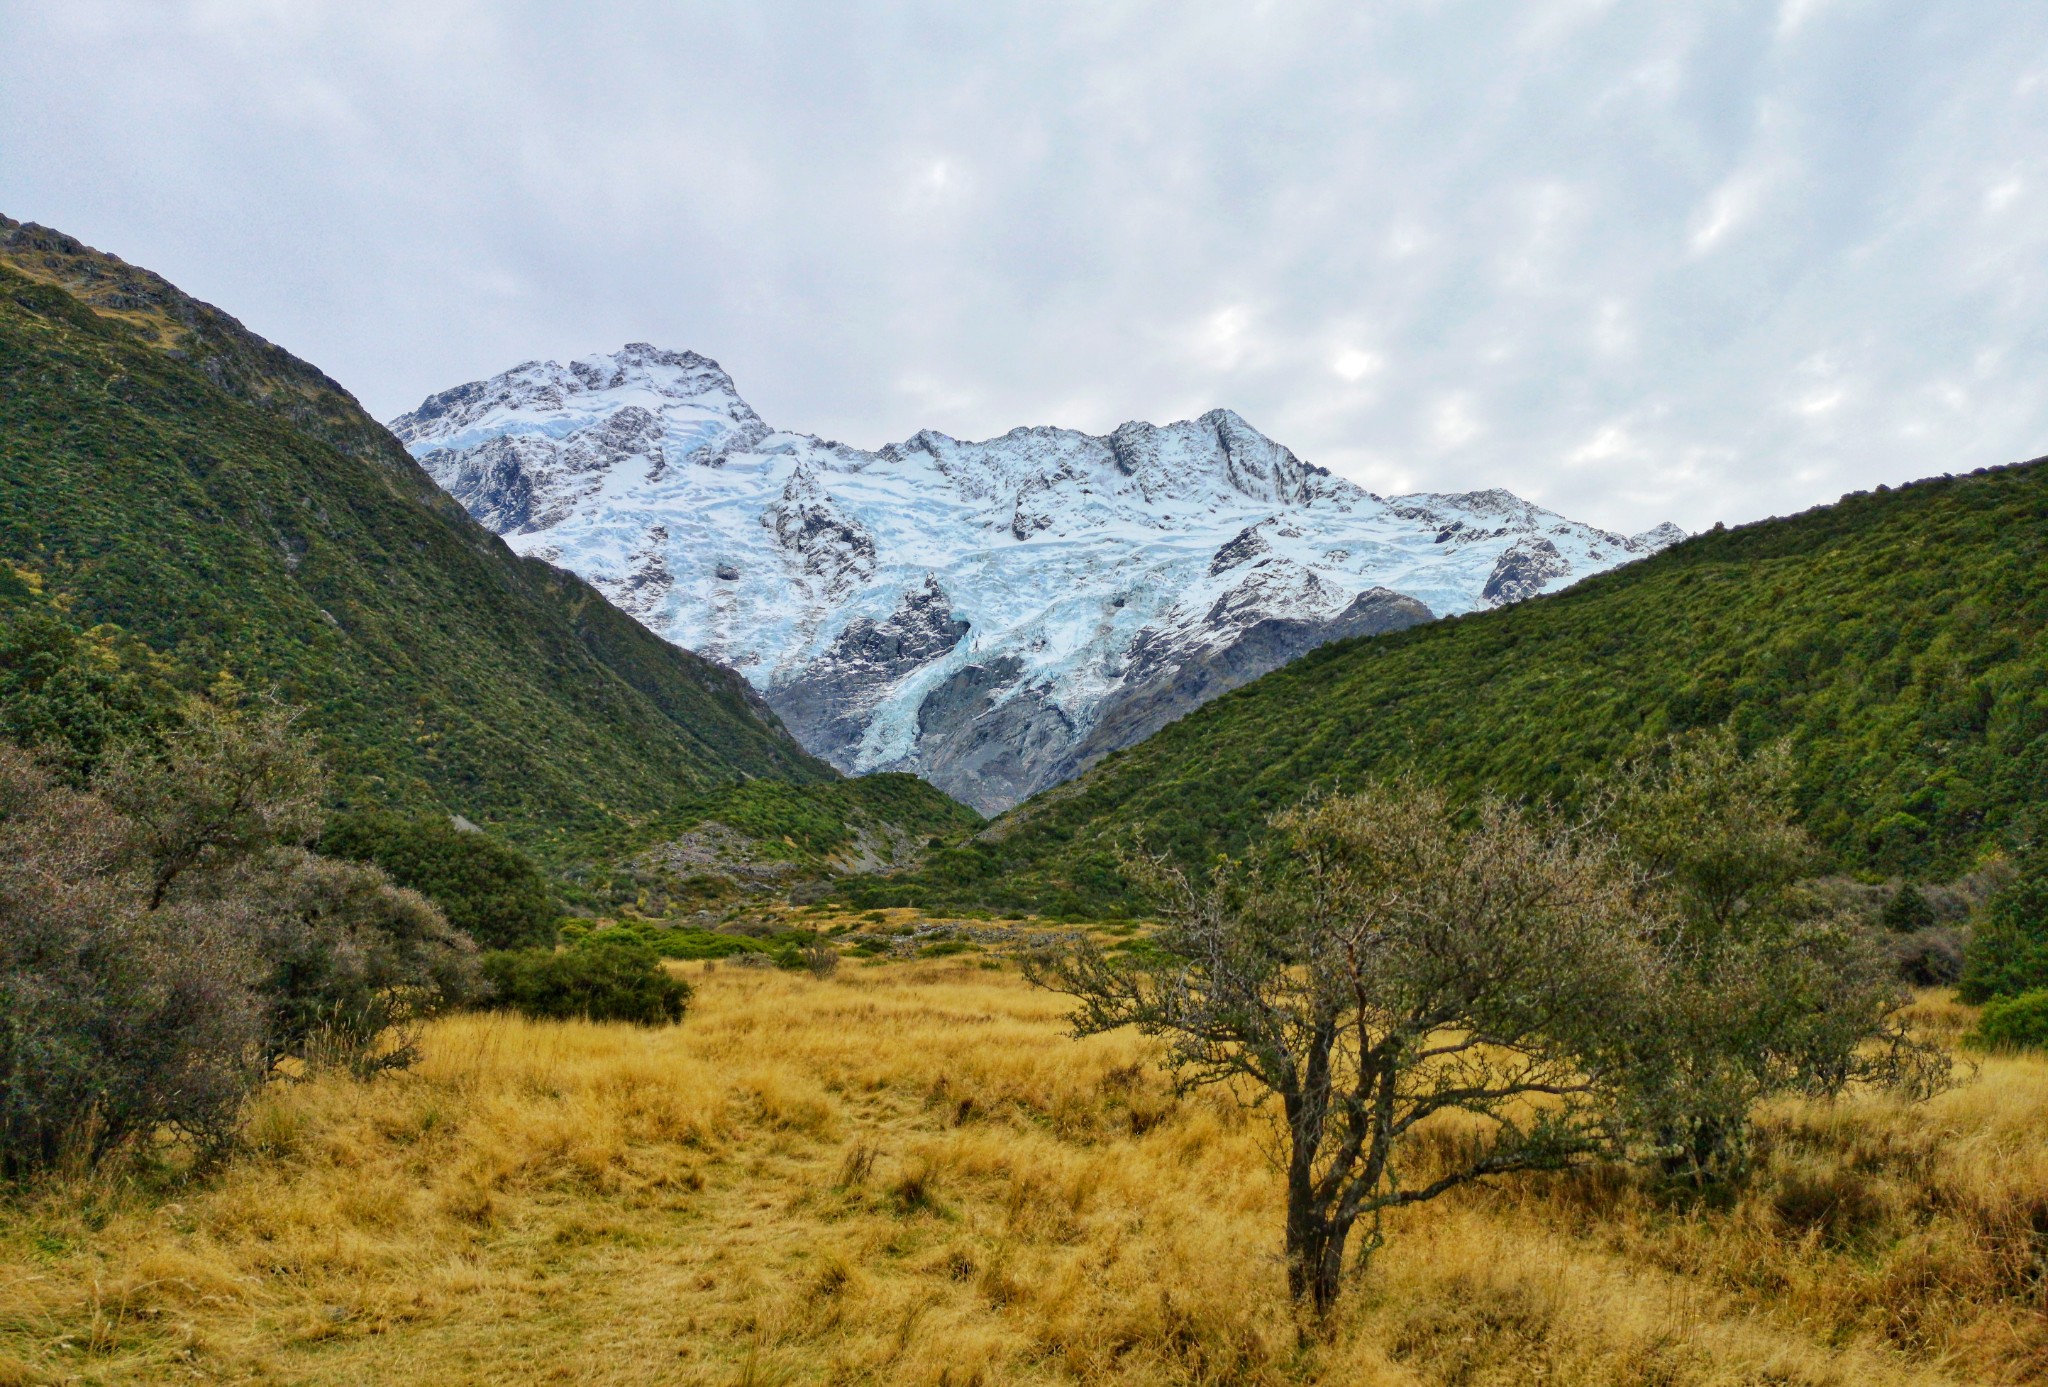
[392, 345, 1683, 814]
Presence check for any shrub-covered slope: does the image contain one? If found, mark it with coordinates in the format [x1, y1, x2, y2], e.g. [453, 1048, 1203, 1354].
[0, 217, 833, 845]
[863, 459, 2048, 915]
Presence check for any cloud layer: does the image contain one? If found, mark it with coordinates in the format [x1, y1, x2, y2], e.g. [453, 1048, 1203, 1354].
[6, 0, 2047, 531]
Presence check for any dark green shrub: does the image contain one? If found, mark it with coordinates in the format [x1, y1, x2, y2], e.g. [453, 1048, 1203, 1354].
[0, 606, 175, 780]
[480, 936, 690, 1026]
[1880, 884, 1937, 933]
[321, 811, 560, 950]
[1965, 990, 2048, 1051]
[1958, 843, 2048, 1003]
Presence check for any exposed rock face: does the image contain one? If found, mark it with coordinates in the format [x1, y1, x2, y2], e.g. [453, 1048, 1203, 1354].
[1209, 522, 1274, 575]
[909, 659, 1079, 815]
[765, 461, 879, 598]
[765, 577, 970, 767]
[1482, 538, 1571, 606]
[393, 345, 1686, 811]
[1058, 586, 1434, 786]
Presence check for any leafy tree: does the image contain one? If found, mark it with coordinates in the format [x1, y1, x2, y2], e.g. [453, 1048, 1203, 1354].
[0, 697, 483, 1179]
[321, 810, 559, 950]
[1957, 839, 2048, 1003]
[480, 934, 691, 1026]
[1595, 731, 1948, 1184]
[1029, 781, 1651, 1320]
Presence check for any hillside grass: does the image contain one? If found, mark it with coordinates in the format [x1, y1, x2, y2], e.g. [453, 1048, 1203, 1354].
[2, 965, 2041, 1386]
[856, 460, 2048, 917]
[0, 227, 832, 852]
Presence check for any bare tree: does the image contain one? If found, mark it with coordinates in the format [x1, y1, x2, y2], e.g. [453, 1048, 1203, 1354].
[1028, 780, 1652, 1320]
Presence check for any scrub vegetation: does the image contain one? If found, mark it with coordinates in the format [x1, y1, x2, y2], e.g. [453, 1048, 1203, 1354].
[856, 456, 2048, 918]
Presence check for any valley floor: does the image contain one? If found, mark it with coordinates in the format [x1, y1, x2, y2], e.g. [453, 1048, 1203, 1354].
[2, 961, 2044, 1386]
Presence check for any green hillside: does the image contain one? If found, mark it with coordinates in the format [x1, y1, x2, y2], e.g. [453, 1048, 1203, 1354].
[855, 459, 2048, 916]
[0, 217, 834, 848]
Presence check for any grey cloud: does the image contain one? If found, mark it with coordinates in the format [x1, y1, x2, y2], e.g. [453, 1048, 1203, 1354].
[4, 0, 2047, 533]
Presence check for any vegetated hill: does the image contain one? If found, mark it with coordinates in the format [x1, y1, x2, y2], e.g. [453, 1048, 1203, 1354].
[850, 459, 2048, 916]
[0, 216, 836, 849]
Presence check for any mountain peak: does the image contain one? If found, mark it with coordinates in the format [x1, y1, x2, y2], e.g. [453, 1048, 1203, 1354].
[389, 344, 762, 453]
[394, 348, 1673, 812]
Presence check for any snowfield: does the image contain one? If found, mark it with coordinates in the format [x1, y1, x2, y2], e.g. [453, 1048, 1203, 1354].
[392, 345, 1682, 813]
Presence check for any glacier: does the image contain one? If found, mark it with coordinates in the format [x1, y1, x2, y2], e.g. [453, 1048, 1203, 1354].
[391, 344, 1683, 814]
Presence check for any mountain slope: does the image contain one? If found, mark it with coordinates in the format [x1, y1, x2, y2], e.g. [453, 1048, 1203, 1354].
[392, 345, 1681, 813]
[0, 218, 833, 847]
[848, 460, 2048, 916]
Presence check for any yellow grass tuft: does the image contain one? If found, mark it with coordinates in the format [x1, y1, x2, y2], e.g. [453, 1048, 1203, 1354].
[0, 971, 2041, 1384]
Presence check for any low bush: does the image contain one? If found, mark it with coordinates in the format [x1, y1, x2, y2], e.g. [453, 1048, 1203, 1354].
[480, 936, 691, 1026]
[237, 848, 481, 1074]
[799, 938, 840, 977]
[1889, 926, 1966, 986]
[0, 699, 478, 1179]
[653, 928, 771, 961]
[1965, 990, 2048, 1052]
[1959, 841, 2048, 1002]
[320, 811, 560, 950]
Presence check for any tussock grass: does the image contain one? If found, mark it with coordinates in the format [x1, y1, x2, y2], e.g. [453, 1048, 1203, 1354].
[1, 969, 2041, 1384]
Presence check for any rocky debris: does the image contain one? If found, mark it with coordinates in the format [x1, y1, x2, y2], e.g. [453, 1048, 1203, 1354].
[908, 676, 1077, 817]
[866, 920, 1082, 958]
[637, 822, 803, 884]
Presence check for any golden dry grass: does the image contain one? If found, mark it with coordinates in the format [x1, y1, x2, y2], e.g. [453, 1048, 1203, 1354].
[2, 964, 2044, 1385]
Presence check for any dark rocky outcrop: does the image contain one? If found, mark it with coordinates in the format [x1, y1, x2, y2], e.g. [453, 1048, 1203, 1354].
[1053, 587, 1433, 785]
[910, 663, 1079, 816]
[766, 578, 969, 766]
[1208, 522, 1273, 575]
[1482, 538, 1570, 606]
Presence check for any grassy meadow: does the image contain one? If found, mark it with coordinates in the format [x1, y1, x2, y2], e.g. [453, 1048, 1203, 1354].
[2, 938, 2045, 1387]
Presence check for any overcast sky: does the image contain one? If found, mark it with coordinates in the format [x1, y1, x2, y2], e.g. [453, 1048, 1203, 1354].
[5, 1, 2046, 533]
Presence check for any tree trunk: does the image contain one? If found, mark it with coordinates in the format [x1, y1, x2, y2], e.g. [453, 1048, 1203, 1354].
[1283, 1169, 1352, 1322]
